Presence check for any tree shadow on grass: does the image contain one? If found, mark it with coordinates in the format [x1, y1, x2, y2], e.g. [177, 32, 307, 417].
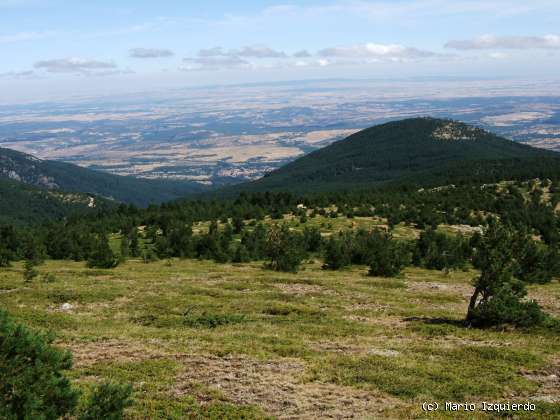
[403, 316, 467, 327]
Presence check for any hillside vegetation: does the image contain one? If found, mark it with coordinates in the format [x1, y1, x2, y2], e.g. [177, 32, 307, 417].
[242, 118, 559, 192]
[1, 118, 560, 418]
[0, 147, 208, 207]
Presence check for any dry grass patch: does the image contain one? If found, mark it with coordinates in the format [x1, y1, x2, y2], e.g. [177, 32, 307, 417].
[173, 354, 400, 419]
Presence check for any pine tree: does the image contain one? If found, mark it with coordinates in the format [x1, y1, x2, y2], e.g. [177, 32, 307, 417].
[232, 216, 245, 234]
[265, 225, 305, 272]
[129, 228, 141, 257]
[467, 221, 545, 327]
[322, 235, 352, 270]
[120, 235, 130, 261]
[87, 234, 119, 269]
[23, 259, 39, 283]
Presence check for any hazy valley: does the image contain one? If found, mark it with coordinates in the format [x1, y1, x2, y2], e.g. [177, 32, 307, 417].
[2, 79, 560, 186]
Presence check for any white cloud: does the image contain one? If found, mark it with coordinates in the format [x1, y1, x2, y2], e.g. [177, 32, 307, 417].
[318, 43, 436, 60]
[34, 58, 117, 74]
[446, 34, 560, 50]
[182, 45, 288, 70]
[129, 48, 174, 58]
[197, 45, 286, 58]
[181, 55, 249, 71]
[237, 46, 286, 58]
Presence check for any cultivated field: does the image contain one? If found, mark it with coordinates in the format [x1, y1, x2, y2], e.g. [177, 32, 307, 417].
[1, 253, 559, 418]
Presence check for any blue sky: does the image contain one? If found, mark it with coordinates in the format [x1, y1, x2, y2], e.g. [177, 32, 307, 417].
[1, 0, 559, 102]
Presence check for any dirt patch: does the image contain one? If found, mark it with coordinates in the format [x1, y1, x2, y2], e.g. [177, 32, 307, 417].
[528, 292, 560, 317]
[407, 281, 473, 298]
[346, 303, 390, 312]
[61, 340, 167, 368]
[522, 357, 560, 403]
[174, 354, 400, 419]
[343, 315, 406, 329]
[274, 283, 333, 296]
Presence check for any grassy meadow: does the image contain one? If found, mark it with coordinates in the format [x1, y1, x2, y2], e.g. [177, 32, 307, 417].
[1, 215, 559, 419]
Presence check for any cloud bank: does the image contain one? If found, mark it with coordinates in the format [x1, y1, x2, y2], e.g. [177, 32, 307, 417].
[129, 48, 174, 58]
[446, 34, 560, 50]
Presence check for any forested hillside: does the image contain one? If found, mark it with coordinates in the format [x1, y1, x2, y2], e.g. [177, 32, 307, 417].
[0, 147, 208, 206]
[240, 118, 559, 192]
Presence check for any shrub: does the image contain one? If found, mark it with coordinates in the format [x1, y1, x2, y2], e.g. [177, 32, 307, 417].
[514, 237, 560, 284]
[303, 226, 323, 252]
[467, 288, 545, 328]
[78, 382, 133, 420]
[23, 259, 39, 283]
[0, 310, 134, 419]
[322, 234, 352, 270]
[0, 310, 79, 419]
[87, 234, 119, 269]
[183, 310, 246, 328]
[414, 228, 470, 270]
[367, 230, 410, 277]
[265, 225, 306, 273]
[232, 244, 251, 263]
[42, 273, 57, 283]
[467, 221, 545, 328]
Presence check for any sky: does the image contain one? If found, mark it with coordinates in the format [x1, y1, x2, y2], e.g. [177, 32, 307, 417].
[1, 0, 559, 102]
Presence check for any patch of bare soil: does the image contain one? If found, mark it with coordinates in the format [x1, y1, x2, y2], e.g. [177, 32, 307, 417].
[407, 281, 473, 298]
[346, 303, 390, 312]
[528, 292, 560, 317]
[311, 341, 401, 358]
[61, 340, 167, 368]
[274, 283, 332, 296]
[174, 354, 400, 419]
[522, 357, 560, 403]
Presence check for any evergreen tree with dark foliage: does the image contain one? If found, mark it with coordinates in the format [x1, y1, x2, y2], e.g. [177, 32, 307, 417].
[0, 309, 80, 419]
[322, 234, 352, 270]
[87, 234, 119, 269]
[414, 228, 470, 271]
[265, 224, 306, 272]
[129, 228, 141, 258]
[0, 310, 133, 419]
[367, 230, 410, 277]
[467, 220, 545, 327]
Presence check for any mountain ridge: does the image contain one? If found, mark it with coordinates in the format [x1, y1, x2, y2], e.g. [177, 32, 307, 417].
[235, 117, 560, 192]
[0, 147, 208, 206]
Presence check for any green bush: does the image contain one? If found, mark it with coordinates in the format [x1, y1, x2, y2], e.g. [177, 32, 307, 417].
[183, 311, 247, 329]
[87, 234, 119, 269]
[468, 289, 545, 328]
[367, 230, 410, 277]
[322, 234, 352, 270]
[78, 382, 133, 420]
[467, 221, 546, 328]
[265, 225, 306, 273]
[23, 259, 39, 283]
[414, 228, 470, 270]
[0, 310, 133, 419]
[0, 310, 79, 419]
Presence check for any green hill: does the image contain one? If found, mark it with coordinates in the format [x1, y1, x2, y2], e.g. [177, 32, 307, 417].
[240, 117, 559, 192]
[0, 147, 208, 206]
[0, 177, 114, 225]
